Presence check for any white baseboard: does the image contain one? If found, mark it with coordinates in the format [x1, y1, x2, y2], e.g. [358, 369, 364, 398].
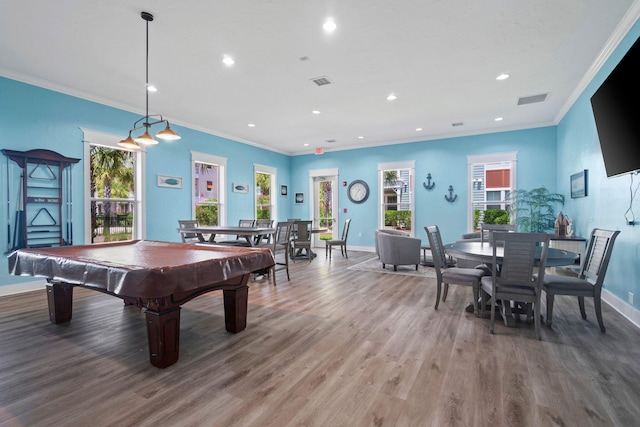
[346, 245, 376, 253]
[602, 289, 640, 329]
[0, 280, 46, 297]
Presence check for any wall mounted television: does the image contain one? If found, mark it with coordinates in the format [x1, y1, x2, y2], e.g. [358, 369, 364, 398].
[590, 35, 640, 178]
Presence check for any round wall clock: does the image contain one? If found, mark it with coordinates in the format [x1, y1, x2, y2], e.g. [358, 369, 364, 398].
[347, 180, 369, 203]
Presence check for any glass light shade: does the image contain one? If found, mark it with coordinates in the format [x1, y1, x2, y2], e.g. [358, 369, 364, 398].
[155, 123, 181, 141]
[134, 129, 158, 145]
[118, 134, 140, 149]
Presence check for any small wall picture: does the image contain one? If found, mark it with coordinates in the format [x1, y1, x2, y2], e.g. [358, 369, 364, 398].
[570, 169, 588, 198]
[233, 183, 249, 193]
[280, 185, 288, 197]
[295, 192, 304, 204]
[157, 174, 183, 188]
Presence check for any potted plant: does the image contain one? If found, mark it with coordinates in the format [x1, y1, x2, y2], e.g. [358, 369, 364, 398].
[508, 186, 564, 232]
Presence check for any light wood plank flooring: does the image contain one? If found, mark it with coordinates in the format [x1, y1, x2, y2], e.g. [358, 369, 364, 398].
[1, 250, 639, 426]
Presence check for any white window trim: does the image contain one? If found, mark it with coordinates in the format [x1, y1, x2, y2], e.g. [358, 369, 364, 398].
[81, 128, 146, 243]
[254, 163, 277, 221]
[192, 151, 227, 226]
[467, 151, 518, 231]
[378, 160, 416, 235]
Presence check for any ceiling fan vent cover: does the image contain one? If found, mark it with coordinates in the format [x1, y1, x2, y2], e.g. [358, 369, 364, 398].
[311, 76, 332, 86]
[517, 93, 548, 105]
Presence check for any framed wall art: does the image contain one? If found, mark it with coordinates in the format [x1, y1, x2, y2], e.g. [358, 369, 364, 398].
[232, 183, 249, 193]
[157, 174, 183, 189]
[295, 192, 304, 204]
[570, 169, 588, 198]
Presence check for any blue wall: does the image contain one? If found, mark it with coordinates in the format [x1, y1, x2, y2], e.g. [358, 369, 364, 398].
[0, 77, 290, 285]
[291, 126, 557, 247]
[1, 20, 639, 319]
[557, 21, 640, 309]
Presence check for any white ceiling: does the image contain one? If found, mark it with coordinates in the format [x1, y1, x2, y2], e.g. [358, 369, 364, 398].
[1, 1, 638, 155]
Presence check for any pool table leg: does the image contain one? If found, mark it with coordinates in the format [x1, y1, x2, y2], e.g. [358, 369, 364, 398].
[223, 283, 249, 333]
[145, 307, 181, 368]
[46, 280, 74, 324]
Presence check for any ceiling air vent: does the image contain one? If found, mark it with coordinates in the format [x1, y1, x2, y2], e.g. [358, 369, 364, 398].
[311, 76, 332, 86]
[325, 139, 336, 143]
[452, 122, 464, 127]
[518, 93, 548, 105]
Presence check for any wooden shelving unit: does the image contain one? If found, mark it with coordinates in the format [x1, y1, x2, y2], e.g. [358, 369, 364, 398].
[2, 149, 80, 250]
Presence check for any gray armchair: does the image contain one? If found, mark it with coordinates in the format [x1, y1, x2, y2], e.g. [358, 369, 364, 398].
[375, 229, 421, 271]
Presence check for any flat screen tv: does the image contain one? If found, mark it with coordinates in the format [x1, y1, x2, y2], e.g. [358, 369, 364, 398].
[590, 35, 640, 178]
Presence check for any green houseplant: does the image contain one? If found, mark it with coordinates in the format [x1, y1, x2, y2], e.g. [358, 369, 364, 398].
[508, 186, 564, 233]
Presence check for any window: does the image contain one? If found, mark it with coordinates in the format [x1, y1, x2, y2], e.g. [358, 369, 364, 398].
[255, 164, 277, 221]
[468, 152, 517, 231]
[378, 161, 415, 234]
[83, 129, 144, 244]
[192, 151, 226, 225]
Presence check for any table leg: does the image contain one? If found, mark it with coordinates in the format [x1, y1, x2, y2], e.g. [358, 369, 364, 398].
[145, 307, 181, 368]
[46, 281, 74, 324]
[223, 284, 249, 333]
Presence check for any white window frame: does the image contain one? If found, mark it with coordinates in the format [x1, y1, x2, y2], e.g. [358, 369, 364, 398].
[192, 151, 227, 226]
[82, 128, 146, 243]
[309, 167, 340, 235]
[254, 163, 277, 221]
[378, 160, 415, 235]
[467, 151, 517, 231]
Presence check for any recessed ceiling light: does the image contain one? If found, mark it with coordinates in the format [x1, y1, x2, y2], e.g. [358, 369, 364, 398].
[146, 84, 157, 92]
[312, 110, 321, 114]
[494, 117, 503, 122]
[386, 93, 397, 101]
[416, 127, 423, 131]
[304, 143, 309, 147]
[358, 136, 364, 139]
[323, 18, 337, 32]
[496, 73, 510, 80]
[248, 123, 255, 127]
[222, 55, 235, 66]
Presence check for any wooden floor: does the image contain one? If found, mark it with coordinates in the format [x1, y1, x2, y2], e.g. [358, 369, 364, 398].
[1, 250, 640, 427]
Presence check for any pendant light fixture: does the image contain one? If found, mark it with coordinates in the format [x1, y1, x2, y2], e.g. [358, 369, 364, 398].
[119, 11, 180, 149]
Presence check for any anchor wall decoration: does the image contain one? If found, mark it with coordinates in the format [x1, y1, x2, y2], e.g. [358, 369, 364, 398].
[423, 173, 435, 190]
[445, 185, 458, 202]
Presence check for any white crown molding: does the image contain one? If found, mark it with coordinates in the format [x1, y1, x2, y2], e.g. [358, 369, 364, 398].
[554, 0, 640, 124]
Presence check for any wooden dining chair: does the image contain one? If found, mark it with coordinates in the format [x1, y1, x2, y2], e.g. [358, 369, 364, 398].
[290, 220, 312, 262]
[425, 225, 488, 315]
[257, 221, 293, 285]
[480, 232, 550, 339]
[229, 219, 254, 244]
[480, 223, 516, 243]
[254, 219, 274, 244]
[542, 228, 620, 332]
[325, 219, 351, 259]
[177, 219, 204, 243]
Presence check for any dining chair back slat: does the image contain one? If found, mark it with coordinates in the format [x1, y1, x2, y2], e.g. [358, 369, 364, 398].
[480, 232, 550, 339]
[326, 218, 351, 259]
[291, 220, 312, 262]
[425, 225, 488, 315]
[542, 228, 620, 332]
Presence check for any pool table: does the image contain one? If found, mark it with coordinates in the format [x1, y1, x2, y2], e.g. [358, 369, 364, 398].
[8, 240, 274, 368]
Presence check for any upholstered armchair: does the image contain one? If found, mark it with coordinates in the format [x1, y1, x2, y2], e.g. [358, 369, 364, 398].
[375, 229, 421, 271]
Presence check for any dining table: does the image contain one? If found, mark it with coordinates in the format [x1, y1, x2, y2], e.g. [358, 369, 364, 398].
[176, 225, 276, 247]
[444, 240, 579, 326]
[444, 241, 579, 267]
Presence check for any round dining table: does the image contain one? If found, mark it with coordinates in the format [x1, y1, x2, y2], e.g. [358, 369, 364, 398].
[444, 240, 579, 326]
[444, 241, 578, 267]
